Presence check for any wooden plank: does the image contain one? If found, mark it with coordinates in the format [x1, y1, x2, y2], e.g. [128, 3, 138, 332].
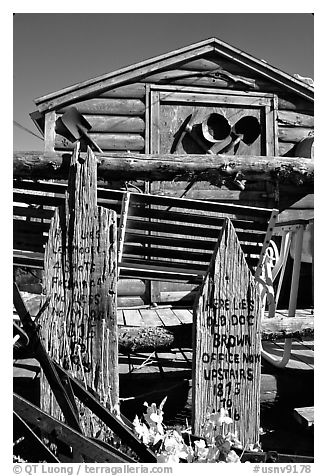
[172, 308, 193, 325]
[57, 114, 146, 133]
[117, 309, 124, 326]
[55, 133, 145, 151]
[278, 96, 314, 113]
[117, 279, 146, 297]
[160, 92, 271, 107]
[192, 218, 261, 447]
[13, 191, 63, 207]
[117, 192, 130, 266]
[13, 251, 44, 268]
[123, 243, 260, 263]
[150, 188, 270, 202]
[13, 206, 54, 220]
[13, 411, 60, 463]
[39, 145, 119, 435]
[125, 231, 217, 250]
[150, 90, 161, 154]
[151, 83, 275, 98]
[13, 152, 314, 186]
[123, 244, 210, 262]
[119, 263, 204, 284]
[53, 362, 157, 462]
[277, 111, 314, 128]
[155, 308, 181, 326]
[278, 142, 297, 157]
[159, 91, 272, 107]
[127, 207, 268, 230]
[139, 308, 165, 327]
[123, 309, 143, 327]
[14, 394, 132, 463]
[142, 73, 261, 90]
[159, 290, 198, 304]
[98, 83, 146, 99]
[58, 98, 145, 116]
[278, 127, 313, 143]
[126, 230, 263, 253]
[44, 111, 56, 153]
[129, 192, 273, 217]
[294, 406, 314, 428]
[127, 218, 265, 240]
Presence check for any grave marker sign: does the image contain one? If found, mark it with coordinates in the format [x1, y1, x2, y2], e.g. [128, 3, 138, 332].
[39, 145, 118, 436]
[192, 218, 261, 447]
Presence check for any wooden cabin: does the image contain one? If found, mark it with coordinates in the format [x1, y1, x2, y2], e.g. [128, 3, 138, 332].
[15, 37, 313, 307]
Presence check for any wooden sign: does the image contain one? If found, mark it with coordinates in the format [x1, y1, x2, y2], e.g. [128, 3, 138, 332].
[39, 144, 118, 436]
[192, 218, 261, 447]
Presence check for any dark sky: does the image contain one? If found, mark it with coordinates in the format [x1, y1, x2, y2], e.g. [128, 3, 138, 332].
[13, 13, 314, 151]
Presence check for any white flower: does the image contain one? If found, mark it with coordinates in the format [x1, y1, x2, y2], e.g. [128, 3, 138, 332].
[133, 416, 151, 445]
[194, 439, 209, 460]
[164, 436, 180, 452]
[226, 450, 241, 463]
[217, 408, 233, 426]
[157, 451, 179, 463]
[206, 445, 220, 463]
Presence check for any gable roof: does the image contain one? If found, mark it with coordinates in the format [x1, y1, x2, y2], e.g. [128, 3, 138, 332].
[34, 37, 314, 113]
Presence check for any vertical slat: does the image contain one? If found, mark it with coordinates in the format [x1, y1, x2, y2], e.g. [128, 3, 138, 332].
[288, 226, 305, 316]
[44, 110, 57, 153]
[117, 192, 130, 270]
[150, 90, 161, 154]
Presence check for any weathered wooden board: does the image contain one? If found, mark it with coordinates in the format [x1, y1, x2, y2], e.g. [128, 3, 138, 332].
[55, 133, 145, 151]
[58, 99, 145, 116]
[294, 406, 314, 428]
[277, 111, 314, 128]
[13, 152, 314, 185]
[39, 145, 119, 436]
[56, 114, 146, 133]
[192, 218, 261, 447]
[278, 127, 313, 143]
[98, 83, 146, 99]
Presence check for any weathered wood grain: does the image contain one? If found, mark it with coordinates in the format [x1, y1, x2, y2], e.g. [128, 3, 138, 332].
[192, 218, 261, 447]
[278, 127, 313, 143]
[58, 98, 145, 116]
[278, 97, 314, 113]
[39, 145, 119, 436]
[13, 152, 314, 185]
[277, 111, 314, 128]
[55, 133, 145, 151]
[56, 115, 146, 133]
[98, 83, 145, 99]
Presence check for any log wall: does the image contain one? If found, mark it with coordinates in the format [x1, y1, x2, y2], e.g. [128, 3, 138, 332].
[50, 62, 313, 158]
[33, 50, 313, 305]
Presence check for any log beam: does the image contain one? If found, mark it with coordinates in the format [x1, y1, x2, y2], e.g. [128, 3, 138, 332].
[117, 314, 314, 353]
[14, 316, 314, 358]
[14, 151, 314, 186]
